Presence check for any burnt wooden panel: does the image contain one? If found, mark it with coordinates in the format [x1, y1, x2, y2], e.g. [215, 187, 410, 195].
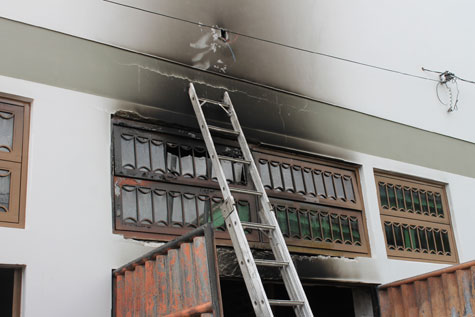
[113, 176, 259, 242]
[112, 119, 371, 258]
[113, 125, 249, 189]
[253, 149, 363, 211]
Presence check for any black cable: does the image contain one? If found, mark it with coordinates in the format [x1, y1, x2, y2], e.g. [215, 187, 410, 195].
[450, 80, 460, 112]
[103, 0, 439, 82]
[436, 82, 446, 105]
[422, 67, 475, 85]
[458, 77, 475, 85]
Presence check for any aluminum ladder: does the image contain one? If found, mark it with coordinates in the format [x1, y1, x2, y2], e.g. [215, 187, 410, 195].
[188, 83, 313, 317]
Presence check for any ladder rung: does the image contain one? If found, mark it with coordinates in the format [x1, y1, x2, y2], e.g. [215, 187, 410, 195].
[254, 259, 289, 267]
[208, 125, 240, 136]
[218, 155, 251, 165]
[268, 300, 305, 307]
[229, 187, 262, 196]
[241, 222, 275, 231]
[199, 98, 229, 108]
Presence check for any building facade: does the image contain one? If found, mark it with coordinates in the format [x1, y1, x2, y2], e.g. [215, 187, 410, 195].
[1, 2, 475, 316]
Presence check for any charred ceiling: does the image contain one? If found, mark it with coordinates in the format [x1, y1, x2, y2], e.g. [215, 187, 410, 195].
[217, 247, 380, 285]
[102, 0, 320, 98]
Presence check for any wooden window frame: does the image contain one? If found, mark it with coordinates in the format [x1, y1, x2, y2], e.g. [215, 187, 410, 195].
[111, 116, 371, 258]
[251, 147, 370, 257]
[0, 93, 31, 229]
[111, 117, 257, 246]
[0, 264, 24, 317]
[113, 176, 260, 242]
[253, 148, 364, 211]
[375, 170, 458, 264]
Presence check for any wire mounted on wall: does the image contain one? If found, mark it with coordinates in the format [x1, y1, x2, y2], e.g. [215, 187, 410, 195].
[218, 29, 237, 62]
[422, 67, 475, 112]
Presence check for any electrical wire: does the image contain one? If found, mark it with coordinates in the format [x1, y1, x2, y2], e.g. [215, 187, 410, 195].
[422, 67, 475, 85]
[103, 0, 439, 82]
[225, 42, 237, 62]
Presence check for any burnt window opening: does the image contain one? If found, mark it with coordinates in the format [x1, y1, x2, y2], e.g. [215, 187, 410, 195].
[0, 267, 22, 317]
[375, 171, 458, 263]
[220, 279, 376, 317]
[112, 116, 370, 257]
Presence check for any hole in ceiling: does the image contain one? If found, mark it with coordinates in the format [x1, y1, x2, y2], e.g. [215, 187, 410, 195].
[220, 28, 229, 42]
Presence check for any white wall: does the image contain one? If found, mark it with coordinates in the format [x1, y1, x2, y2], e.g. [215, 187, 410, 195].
[0, 74, 474, 316]
[0, 75, 159, 317]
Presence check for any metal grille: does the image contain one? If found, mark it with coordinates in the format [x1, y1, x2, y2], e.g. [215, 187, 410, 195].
[254, 150, 362, 211]
[112, 117, 370, 257]
[114, 177, 259, 242]
[271, 199, 368, 254]
[375, 171, 457, 263]
[254, 148, 369, 255]
[114, 125, 248, 188]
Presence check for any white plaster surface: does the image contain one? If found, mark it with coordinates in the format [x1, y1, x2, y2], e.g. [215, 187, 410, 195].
[0, 75, 474, 316]
[0, 76, 158, 317]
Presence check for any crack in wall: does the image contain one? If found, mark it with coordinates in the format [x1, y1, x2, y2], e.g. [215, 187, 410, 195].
[137, 66, 141, 93]
[119, 61, 270, 103]
[118, 62, 232, 90]
[275, 95, 286, 131]
[297, 101, 314, 114]
[235, 89, 269, 103]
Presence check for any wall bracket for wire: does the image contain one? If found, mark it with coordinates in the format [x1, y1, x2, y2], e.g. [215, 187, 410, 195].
[422, 67, 475, 112]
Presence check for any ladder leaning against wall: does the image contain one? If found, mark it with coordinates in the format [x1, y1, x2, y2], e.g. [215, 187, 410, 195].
[188, 83, 314, 317]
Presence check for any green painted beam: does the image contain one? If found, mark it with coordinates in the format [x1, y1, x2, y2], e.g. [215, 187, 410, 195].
[0, 17, 474, 177]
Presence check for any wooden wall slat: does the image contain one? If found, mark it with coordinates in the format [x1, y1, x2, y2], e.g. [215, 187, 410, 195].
[379, 261, 475, 317]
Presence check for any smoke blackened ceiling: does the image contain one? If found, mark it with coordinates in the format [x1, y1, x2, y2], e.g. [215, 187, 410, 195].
[98, 0, 320, 97]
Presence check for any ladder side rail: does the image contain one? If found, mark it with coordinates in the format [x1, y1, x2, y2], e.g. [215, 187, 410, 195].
[224, 92, 314, 317]
[189, 85, 274, 316]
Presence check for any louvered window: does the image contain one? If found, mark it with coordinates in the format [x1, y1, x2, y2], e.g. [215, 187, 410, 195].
[0, 95, 30, 229]
[254, 149, 369, 255]
[112, 117, 370, 257]
[375, 171, 457, 263]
